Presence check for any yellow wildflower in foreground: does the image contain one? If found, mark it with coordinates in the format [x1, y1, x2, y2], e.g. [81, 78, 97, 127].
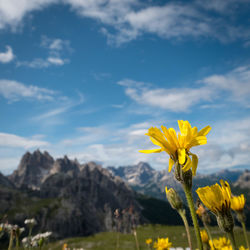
[200, 229, 209, 243]
[196, 180, 231, 214]
[145, 238, 152, 245]
[209, 237, 232, 250]
[239, 246, 249, 250]
[153, 237, 172, 250]
[231, 194, 246, 212]
[139, 120, 211, 175]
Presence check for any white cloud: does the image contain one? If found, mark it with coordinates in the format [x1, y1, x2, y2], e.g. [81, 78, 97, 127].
[201, 65, 250, 106]
[0, 0, 249, 45]
[47, 57, 67, 65]
[17, 36, 71, 68]
[118, 79, 214, 112]
[0, 132, 49, 149]
[0, 46, 14, 63]
[0, 0, 58, 30]
[17, 57, 68, 68]
[0, 79, 56, 102]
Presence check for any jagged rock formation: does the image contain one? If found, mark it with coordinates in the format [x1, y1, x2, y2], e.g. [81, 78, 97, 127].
[8, 150, 54, 189]
[234, 170, 250, 189]
[2, 151, 143, 238]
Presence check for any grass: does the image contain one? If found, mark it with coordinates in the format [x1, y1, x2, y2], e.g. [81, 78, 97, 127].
[45, 224, 250, 250]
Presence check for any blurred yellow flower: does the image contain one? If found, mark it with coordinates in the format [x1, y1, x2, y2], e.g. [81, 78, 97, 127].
[239, 246, 248, 250]
[146, 238, 153, 245]
[196, 180, 231, 214]
[153, 237, 172, 250]
[139, 120, 211, 175]
[200, 229, 209, 243]
[209, 237, 232, 250]
[231, 194, 246, 212]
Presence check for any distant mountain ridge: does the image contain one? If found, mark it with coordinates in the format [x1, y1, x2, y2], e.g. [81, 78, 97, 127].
[107, 162, 245, 200]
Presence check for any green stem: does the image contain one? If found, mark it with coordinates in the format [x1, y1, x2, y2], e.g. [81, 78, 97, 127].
[183, 183, 203, 250]
[241, 222, 250, 250]
[204, 222, 213, 242]
[178, 209, 193, 250]
[227, 230, 237, 250]
[8, 230, 14, 250]
[133, 229, 140, 250]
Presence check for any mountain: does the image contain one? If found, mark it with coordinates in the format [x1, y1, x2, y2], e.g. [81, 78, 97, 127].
[1, 151, 144, 239]
[107, 162, 244, 200]
[8, 149, 54, 189]
[234, 170, 250, 189]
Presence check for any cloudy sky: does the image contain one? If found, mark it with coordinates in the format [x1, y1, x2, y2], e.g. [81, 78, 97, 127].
[1, 0, 250, 174]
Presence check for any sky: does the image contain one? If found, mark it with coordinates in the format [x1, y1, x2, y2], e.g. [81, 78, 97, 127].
[1, 0, 250, 174]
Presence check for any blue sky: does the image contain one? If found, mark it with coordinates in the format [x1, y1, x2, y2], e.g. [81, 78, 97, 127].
[1, 0, 250, 174]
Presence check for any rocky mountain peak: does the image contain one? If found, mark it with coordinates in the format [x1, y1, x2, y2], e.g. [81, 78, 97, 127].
[8, 150, 54, 189]
[49, 155, 80, 176]
[234, 170, 250, 189]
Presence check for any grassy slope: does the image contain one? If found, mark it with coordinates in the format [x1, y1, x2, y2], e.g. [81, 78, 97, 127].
[46, 225, 250, 250]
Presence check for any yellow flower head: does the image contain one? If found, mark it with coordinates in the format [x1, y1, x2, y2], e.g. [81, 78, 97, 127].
[145, 238, 153, 245]
[231, 194, 246, 212]
[209, 237, 232, 250]
[239, 246, 248, 250]
[153, 237, 172, 250]
[200, 229, 209, 243]
[196, 180, 231, 214]
[139, 120, 211, 175]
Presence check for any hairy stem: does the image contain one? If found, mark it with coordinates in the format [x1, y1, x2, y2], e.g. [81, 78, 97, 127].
[241, 222, 250, 250]
[227, 230, 237, 250]
[183, 183, 203, 250]
[178, 209, 193, 250]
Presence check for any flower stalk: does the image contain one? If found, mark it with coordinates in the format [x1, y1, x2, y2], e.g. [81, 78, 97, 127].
[241, 221, 249, 250]
[178, 209, 193, 250]
[183, 182, 203, 250]
[227, 230, 237, 250]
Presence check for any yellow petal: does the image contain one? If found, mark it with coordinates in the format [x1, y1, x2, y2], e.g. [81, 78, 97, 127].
[182, 155, 192, 172]
[168, 158, 174, 172]
[198, 125, 211, 136]
[178, 148, 186, 165]
[191, 153, 198, 176]
[139, 148, 163, 154]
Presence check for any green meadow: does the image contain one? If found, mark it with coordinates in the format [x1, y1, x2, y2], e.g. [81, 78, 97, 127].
[46, 225, 250, 250]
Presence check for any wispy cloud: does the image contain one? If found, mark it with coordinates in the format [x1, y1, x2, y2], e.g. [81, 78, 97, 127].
[0, 1, 250, 45]
[0, 46, 14, 63]
[0, 132, 49, 149]
[17, 36, 72, 68]
[201, 65, 250, 106]
[0, 79, 57, 102]
[118, 79, 213, 112]
[0, 0, 58, 30]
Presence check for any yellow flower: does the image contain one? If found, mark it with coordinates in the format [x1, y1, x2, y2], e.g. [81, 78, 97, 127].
[153, 237, 172, 250]
[139, 120, 211, 175]
[200, 229, 209, 243]
[196, 180, 231, 214]
[239, 246, 249, 250]
[145, 238, 153, 245]
[209, 237, 232, 250]
[62, 243, 68, 250]
[231, 194, 246, 212]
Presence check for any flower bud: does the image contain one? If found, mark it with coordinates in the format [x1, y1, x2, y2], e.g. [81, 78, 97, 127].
[216, 209, 234, 233]
[165, 186, 183, 211]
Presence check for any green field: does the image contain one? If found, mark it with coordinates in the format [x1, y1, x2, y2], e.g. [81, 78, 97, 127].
[46, 224, 250, 250]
